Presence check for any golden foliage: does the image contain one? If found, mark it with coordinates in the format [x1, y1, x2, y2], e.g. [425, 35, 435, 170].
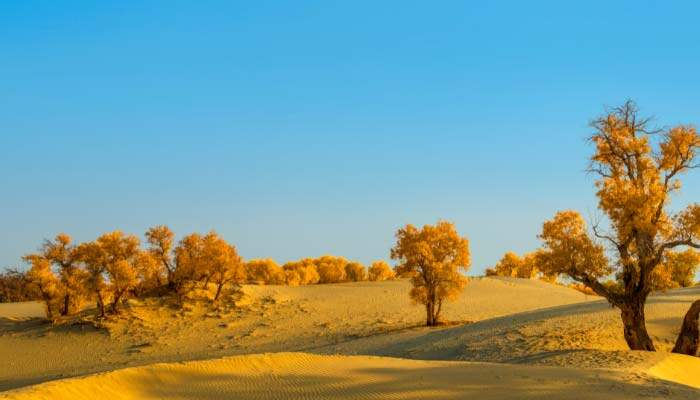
[391, 221, 470, 326]
[24, 256, 61, 320]
[246, 259, 285, 285]
[487, 250, 556, 281]
[145, 225, 175, 285]
[315, 255, 348, 283]
[344, 262, 367, 282]
[368, 260, 395, 281]
[282, 259, 320, 286]
[201, 232, 245, 300]
[540, 102, 700, 350]
[650, 249, 700, 290]
[537, 211, 610, 285]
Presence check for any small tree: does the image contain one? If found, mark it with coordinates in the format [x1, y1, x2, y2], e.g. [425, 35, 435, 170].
[173, 233, 206, 301]
[0, 268, 39, 303]
[202, 232, 244, 301]
[661, 249, 700, 289]
[24, 257, 61, 320]
[344, 262, 367, 282]
[145, 225, 175, 287]
[24, 234, 87, 316]
[315, 256, 348, 283]
[282, 259, 320, 285]
[391, 221, 470, 326]
[368, 260, 395, 281]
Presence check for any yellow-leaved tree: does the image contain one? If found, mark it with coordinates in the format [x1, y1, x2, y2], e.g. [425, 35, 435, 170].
[145, 225, 175, 288]
[537, 101, 700, 353]
[390, 221, 470, 326]
[24, 233, 88, 316]
[202, 232, 245, 301]
[368, 260, 395, 281]
[246, 258, 286, 285]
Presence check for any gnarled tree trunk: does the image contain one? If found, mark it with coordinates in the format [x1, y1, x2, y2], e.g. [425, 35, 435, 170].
[620, 298, 655, 351]
[672, 300, 700, 356]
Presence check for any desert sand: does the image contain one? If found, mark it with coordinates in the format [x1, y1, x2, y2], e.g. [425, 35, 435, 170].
[1, 277, 699, 398]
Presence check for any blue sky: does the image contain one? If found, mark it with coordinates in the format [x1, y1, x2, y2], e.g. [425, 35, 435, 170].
[2, 1, 700, 274]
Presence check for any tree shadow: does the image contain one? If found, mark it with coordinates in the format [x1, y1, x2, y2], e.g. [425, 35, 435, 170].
[30, 356, 698, 399]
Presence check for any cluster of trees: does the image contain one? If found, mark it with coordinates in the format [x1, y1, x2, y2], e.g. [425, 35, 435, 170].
[486, 247, 699, 291]
[18, 228, 246, 320]
[485, 251, 556, 282]
[244, 257, 395, 286]
[4, 225, 397, 322]
[391, 102, 700, 356]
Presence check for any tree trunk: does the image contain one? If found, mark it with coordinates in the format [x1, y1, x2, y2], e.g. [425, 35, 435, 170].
[620, 299, 655, 351]
[61, 294, 70, 316]
[96, 291, 105, 318]
[426, 301, 436, 326]
[214, 282, 224, 301]
[111, 291, 123, 314]
[672, 300, 700, 356]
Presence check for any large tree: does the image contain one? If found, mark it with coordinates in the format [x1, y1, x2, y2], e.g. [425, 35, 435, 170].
[391, 221, 470, 326]
[538, 101, 700, 352]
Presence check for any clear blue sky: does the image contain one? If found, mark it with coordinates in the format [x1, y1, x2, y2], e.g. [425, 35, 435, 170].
[2, 1, 700, 274]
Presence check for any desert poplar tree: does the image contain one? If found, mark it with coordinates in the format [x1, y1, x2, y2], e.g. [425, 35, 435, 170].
[24, 234, 87, 316]
[246, 259, 286, 285]
[344, 262, 367, 282]
[368, 260, 395, 281]
[202, 232, 245, 301]
[24, 256, 61, 320]
[391, 221, 470, 326]
[538, 101, 700, 352]
[145, 225, 175, 288]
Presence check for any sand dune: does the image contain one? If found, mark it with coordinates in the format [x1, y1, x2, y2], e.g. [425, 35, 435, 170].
[1, 278, 699, 398]
[2, 352, 699, 400]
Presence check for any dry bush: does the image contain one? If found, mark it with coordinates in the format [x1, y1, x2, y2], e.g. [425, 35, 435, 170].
[368, 260, 394, 281]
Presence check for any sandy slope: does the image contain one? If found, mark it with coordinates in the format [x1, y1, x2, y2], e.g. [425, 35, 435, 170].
[1, 352, 698, 400]
[1, 278, 699, 398]
[0, 278, 592, 391]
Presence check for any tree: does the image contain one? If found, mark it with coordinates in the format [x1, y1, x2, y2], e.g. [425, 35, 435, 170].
[538, 101, 700, 352]
[315, 256, 348, 283]
[344, 261, 367, 282]
[173, 233, 206, 301]
[487, 250, 554, 281]
[145, 225, 175, 287]
[75, 231, 142, 316]
[390, 221, 470, 326]
[246, 259, 285, 285]
[282, 259, 320, 285]
[0, 268, 39, 303]
[24, 257, 61, 320]
[368, 260, 395, 281]
[24, 234, 88, 316]
[660, 249, 700, 289]
[202, 232, 244, 300]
